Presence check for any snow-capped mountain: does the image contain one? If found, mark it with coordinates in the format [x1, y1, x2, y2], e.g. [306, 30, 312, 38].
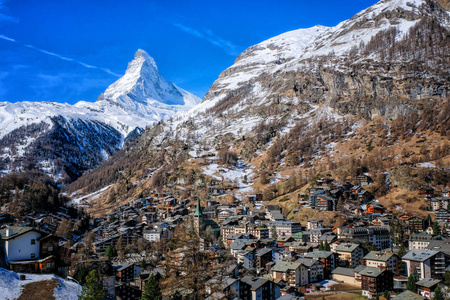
[194, 0, 448, 114]
[0, 50, 201, 181]
[59, 0, 448, 212]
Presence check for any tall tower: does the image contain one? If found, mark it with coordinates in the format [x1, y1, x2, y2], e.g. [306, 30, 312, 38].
[193, 198, 203, 235]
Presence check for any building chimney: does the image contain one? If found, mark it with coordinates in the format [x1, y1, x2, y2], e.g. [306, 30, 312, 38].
[6, 228, 12, 237]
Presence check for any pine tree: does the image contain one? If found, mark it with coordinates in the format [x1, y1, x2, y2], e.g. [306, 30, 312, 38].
[398, 243, 406, 258]
[433, 286, 444, 300]
[324, 240, 331, 251]
[406, 270, 419, 293]
[141, 274, 162, 300]
[426, 215, 432, 229]
[319, 242, 324, 251]
[444, 271, 450, 286]
[384, 289, 390, 299]
[105, 245, 117, 260]
[433, 222, 441, 235]
[376, 294, 380, 300]
[79, 269, 105, 300]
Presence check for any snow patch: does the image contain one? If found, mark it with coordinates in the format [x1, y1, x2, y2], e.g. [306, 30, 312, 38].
[0, 268, 81, 300]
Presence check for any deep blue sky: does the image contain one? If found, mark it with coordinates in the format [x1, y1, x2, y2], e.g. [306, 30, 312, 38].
[0, 0, 379, 104]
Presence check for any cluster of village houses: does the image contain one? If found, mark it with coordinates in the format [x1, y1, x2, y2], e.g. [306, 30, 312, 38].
[0, 177, 450, 300]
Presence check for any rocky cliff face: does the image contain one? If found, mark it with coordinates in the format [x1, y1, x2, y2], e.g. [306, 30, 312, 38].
[198, 0, 449, 122]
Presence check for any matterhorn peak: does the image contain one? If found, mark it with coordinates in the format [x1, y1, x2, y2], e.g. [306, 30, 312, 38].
[133, 49, 158, 70]
[101, 49, 201, 117]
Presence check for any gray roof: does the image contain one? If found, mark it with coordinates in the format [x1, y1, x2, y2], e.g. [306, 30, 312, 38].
[116, 262, 133, 271]
[426, 239, 450, 255]
[271, 261, 302, 273]
[364, 251, 395, 262]
[240, 276, 268, 291]
[277, 294, 303, 300]
[358, 266, 385, 277]
[393, 291, 426, 300]
[416, 278, 441, 288]
[409, 233, 439, 241]
[296, 258, 322, 267]
[402, 250, 439, 261]
[0, 226, 42, 240]
[332, 265, 365, 277]
[335, 243, 360, 253]
[256, 248, 272, 257]
[304, 251, 333, 259]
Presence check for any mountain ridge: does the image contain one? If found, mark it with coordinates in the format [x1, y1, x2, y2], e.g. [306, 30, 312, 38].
[65, 0, 449, 214]
[0, 50, 201, 181]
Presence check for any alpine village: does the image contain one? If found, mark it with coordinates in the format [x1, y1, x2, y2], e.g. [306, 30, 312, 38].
[0, 0, 450, 299]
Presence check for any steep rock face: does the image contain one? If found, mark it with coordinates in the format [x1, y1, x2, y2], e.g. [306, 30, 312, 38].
[198, 0, 449, 123]
[0, 50, 201, 182]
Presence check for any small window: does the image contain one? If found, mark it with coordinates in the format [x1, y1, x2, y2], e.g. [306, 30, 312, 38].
[47, 263, 52, 268]
[31, 239, 36, 245]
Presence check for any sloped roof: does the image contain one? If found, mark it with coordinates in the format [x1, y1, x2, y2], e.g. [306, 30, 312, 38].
[393, 291, 426, 300]
[271, 261, 302, 273]
[416, 278, 441, 288]
[0, 226, 42, 241]
[304, 251, 333, 259]
[358, 266, 385, 277]
[364, 251, 395, 262]
[402, 250, 439, 261]
[335, 243, 360, 253]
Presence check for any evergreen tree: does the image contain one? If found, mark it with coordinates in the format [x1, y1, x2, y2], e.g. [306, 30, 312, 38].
[406, 270, 419, 293]
[433, 286, 444, 300]
[324, 240, 331, 251]
[105, 245, 117, 260]
[376, 294, 380, 300]
[271, 226, 278, 239]
[79, 269, 105, 300]
[319, 242, 324, 251]
[444, 271, 450, 286]
[398, 243, 407, 258]
[141, 274, 162, 300]
[384, 290, 390, 299]
[362, 240, 377, 252]
[426, 215, 432, 229]
[433, 222, 441, 235]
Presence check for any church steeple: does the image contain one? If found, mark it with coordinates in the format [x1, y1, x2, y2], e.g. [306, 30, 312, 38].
[193, 198, 203, 235]
[194, 197, 203, 217]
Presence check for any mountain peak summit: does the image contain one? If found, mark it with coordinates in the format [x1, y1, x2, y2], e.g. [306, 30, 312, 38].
[134, 49, 158, 70]
[102, 49, 201, 116]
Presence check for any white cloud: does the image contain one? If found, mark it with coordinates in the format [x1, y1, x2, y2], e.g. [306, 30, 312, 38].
[173, 22, 239, 56]
[0, 35, 120, 77]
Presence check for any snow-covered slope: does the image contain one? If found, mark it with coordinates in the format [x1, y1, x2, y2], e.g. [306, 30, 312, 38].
[0, 50, 201, 181]
[0, 49, 200, 139]
[66, 0, 449, 204]
[197, 0, 449, 114]
[0, 268, 81, 300]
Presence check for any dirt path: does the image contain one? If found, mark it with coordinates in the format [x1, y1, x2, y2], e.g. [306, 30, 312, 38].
[17, 278, 59, 300]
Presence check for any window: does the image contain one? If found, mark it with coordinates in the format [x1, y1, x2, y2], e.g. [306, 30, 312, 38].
[31, 253, 35, 259]
[47, 263, 52, 268]
[31, 239, 36, 245]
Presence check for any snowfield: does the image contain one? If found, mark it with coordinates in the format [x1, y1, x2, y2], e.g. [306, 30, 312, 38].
[0, 268, 81, 300]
